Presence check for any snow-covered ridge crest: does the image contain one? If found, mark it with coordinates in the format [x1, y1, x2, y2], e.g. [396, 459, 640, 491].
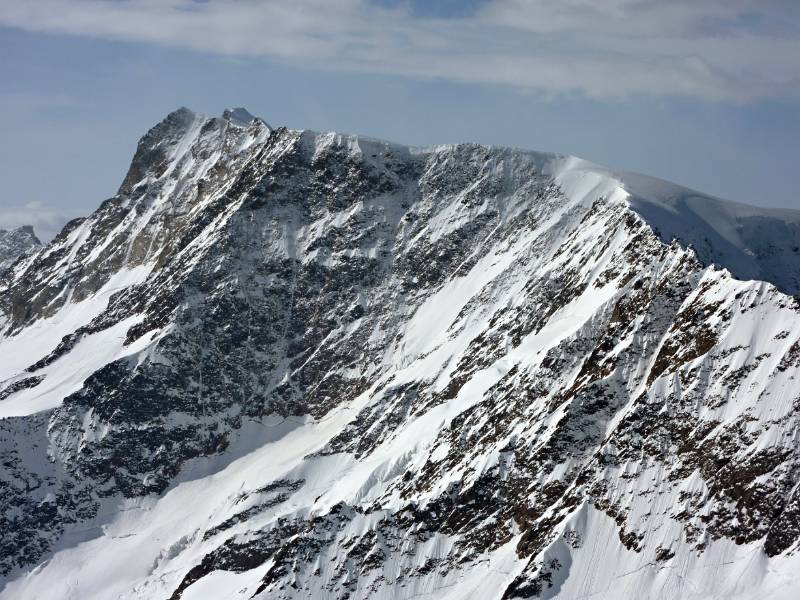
[541, 154, 800, 295]
[305, 134, 800, 294]
[1, 108, 800, 600]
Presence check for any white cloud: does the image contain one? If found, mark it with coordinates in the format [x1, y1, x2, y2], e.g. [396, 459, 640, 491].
[0, 0, 798, 101]
[0, 201, 82, 242]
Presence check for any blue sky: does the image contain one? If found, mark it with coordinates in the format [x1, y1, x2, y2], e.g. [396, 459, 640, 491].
[0, 0, 798, 239]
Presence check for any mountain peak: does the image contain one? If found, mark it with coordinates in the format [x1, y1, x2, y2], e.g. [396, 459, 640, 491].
[3, 115, 800, 600]
[222, 106, 254, 124]
[0, 224, 42, 274]
[17, 225, 40, 244]
[221, 106, 270, 129]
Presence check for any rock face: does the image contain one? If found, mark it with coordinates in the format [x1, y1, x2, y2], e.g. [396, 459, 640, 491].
[0, 225, 41, 274]
[1, 108, 800, 600]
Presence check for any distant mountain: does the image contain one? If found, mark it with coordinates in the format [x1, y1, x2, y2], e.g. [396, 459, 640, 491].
[0, 225, 41, 274]
[1, 108, 800, 600]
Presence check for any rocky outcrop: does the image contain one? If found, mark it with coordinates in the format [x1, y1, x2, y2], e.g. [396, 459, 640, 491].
[0, 225, 41, 275]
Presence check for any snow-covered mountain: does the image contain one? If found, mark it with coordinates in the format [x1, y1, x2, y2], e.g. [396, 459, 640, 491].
[0, 225, 41, 274]
[1, 107, 800, 600]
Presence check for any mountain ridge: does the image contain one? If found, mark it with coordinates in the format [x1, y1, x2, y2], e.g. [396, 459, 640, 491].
[1, 107, 800, 600]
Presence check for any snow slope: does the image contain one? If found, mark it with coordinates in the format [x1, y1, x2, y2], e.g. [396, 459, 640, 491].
[1, 109, 800, 600]
[547, 156, 800, 294]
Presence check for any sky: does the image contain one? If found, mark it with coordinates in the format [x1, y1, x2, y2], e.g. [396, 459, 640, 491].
[0, 0, 799, 240]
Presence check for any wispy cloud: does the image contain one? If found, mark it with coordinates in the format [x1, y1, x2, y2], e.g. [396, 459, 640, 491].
[0, 201, 82, 242]
[0, 0, 798, 101]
